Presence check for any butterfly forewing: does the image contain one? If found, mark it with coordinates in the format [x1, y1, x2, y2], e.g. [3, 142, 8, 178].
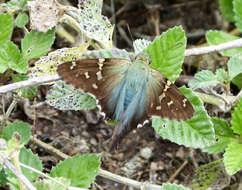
[147, 69, 194, 121]
[57, 59, 130, 99]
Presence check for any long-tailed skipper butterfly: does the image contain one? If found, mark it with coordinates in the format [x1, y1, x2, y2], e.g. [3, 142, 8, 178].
[57, 50, 194, 150]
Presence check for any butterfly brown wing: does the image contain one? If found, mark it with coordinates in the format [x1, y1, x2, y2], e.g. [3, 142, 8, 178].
[57, 58, 131, 119]
[57, 58, 130, 98]
[147, 69, 194, 120]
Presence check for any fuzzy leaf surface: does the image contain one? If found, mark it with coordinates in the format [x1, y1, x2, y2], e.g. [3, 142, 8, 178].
[161, 183, 190, 190]
[228, 54, 242, 81]
[0, 13, 13, 45]
[15, 13, 29, 28]
[234, 0, 242, 32]
[21, 28, 55, 60]
[202, 118, 236, 154]
[231, 98, 242, 135]
[219, 0, 235, 22]
[19, 148, 43, 182]
[224, 142, 242, 175]
[145, 26, 186, 82]
[50, 154, 101, 188]
[189, 70, 219, 89]
[1, 122, 31, 145]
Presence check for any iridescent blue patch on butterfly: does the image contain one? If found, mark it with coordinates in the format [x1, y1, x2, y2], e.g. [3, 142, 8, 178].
[57, 51, 194, 150]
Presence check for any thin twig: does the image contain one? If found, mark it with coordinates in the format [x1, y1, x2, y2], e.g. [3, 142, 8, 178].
[117, 24, 133, 47]
[189, 149, 199, 169]
[0, 154, 36, 190]
[30, 136, 162, 190]
[185, 38, 242, 56]
[109, 4, 127, 22]
[232, 89, 242, 105]
[1, 96, 18, 133]
[0, 74, 60, 94]
[30, 101, 47, 108]
[167, 160, 188, 183]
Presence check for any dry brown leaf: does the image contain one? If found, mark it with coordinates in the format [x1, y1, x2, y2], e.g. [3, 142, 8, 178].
[27, 0, 63, 32]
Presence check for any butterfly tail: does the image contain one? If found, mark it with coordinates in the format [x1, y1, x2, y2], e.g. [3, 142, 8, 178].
[109, 88, 149, 151]
[109, 121, 132, 151]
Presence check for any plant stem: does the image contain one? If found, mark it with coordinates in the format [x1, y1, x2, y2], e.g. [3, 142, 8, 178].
[1, 97, 18, 126]
[56, 25, 75, 44]
[5, 97, 17, 120]
[12, 156, 25, 190]
[194, 92, 234, 112]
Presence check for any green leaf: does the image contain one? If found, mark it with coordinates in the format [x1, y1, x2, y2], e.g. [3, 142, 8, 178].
[7, 0, 28, 11]
[161, 183, 190, 190]
[15, 13, 29, 28]
[224, 142, 242, 175]
[215, 68, 230, 83]
[192, 160, 230, 190]
[206, 30, 242, 56]
[19, 148, 43, 182]
[227, 54, 242, 80]
[7, 177, 19, 190]
[0, 13, 14, 45]
[232, 73, 242, 89]
[145, 26, 186, 82]
[188, 70, 218, 89]
[202, 138, 231, 154]
[219, 0, 235, 22]
[1, 122, 31, 145]
[50, 154, 101, 188]
[21, 28, 56, 60]
[0, 41, 25, 74]
[212, 117, 235, 138]
[231, 98, 242, 135]
[133, 39, 151, 55]
[9, 57, 28, 74]
[0, 41, 27, 74]
[12, 74, 37, 99]
[0, 59, 8, 73]
[234, 0, 242, 32]
[152, 87, 215, 149]
[202, 118, 236, 154]
[35, 177, 70, 190]
[46, 81, 96, 110]
[0, 166, 8, 185]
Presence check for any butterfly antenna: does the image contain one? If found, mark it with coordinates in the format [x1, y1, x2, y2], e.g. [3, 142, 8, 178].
[126, 24, 134, 43]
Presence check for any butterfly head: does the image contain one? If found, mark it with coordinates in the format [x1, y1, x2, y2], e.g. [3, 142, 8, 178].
[135, 52, 151, 65]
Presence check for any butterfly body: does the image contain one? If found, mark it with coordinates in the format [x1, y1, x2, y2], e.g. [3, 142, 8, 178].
[106, 58, 151, 143]
[107, 57, 150, 121]
[57, 53, 194, 150]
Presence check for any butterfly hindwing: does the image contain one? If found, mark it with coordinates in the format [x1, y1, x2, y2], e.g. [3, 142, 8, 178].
[147, 69, 194, 120]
